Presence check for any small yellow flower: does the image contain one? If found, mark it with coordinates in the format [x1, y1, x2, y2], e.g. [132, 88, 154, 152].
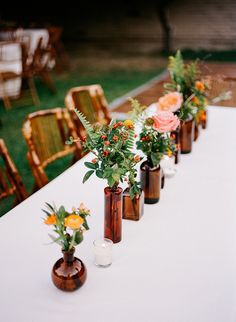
[65, 215, 84, 230]
[195, 81, 205, 92]
[124, 119, 134, 129]
[44, 214, 57, 225]
[166, 148, 172, 157]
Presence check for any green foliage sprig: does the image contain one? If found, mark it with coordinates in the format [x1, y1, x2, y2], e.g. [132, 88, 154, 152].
[136, 118, 175, 168]
[68, 110, 142, 198]
[43, 202, 90, 251]
[164, 50, 208, 121]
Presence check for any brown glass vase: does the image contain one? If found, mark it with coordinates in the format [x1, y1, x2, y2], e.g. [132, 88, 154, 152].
[199, 110, 207, 129]
[171, 127, 181, 164]
[140, 160, 161, 204]
[51, 248, 87, 292]
[194, 119, 200, 141]
[123, 188, 144, 221]
[104, 186, 122, 243]
[180, 118, 194, 154]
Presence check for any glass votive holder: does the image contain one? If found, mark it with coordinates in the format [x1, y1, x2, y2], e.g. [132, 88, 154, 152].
[93, 238, 113, 268]
[160, 155, 177, 178]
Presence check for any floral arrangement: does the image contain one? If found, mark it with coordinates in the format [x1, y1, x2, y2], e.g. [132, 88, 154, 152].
[43, 202, 90, 251]
[164, 50, 208, 121]
[67, 110, 142, 199]
[129, 98, 180, 168]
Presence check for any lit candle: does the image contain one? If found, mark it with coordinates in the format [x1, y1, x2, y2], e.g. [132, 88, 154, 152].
[93, 238, 113, 267]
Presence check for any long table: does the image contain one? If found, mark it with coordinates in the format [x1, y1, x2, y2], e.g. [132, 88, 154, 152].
[0, 106, 236, 322]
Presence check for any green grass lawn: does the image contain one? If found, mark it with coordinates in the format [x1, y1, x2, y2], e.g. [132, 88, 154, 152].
[0, 67, 163, 216]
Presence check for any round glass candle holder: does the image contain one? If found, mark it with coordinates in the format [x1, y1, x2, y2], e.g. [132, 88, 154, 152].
[160, 155, 177, 178]
[93, 238, 113, 267]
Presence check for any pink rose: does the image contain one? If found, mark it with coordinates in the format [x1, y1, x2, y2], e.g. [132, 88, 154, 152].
[153, 111, 180, 133]
[156, 92, 183, 113]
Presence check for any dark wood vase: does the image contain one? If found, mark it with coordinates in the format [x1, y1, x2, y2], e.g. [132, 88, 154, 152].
[51, 248, 87, 292]
[122, 188, 144, 221]
[194, 119, 200, 141]
[140, 160, 161, 204]
[171, 127, 181, 164]
[180, 118, 194, 154]
[104, 186, 122, 243]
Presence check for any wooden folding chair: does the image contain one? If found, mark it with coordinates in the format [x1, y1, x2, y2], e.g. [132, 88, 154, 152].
[202, 75, 236, 107]
[0, 138, 28, 205]
[0, 41, 40, 110]
[65, 84, 111, 137]
[22, 108, 82, 190]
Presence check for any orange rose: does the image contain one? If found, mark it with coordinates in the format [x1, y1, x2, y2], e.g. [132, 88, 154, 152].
[156, 92, 183, 112]
[195, 81, 205, 92]
[65, 215, 84, 230]
[44, 214, 56, 225]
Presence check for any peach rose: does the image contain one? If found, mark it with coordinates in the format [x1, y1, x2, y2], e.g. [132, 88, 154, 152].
[153, 111, 180, 133]
[156, 92, 183, 113]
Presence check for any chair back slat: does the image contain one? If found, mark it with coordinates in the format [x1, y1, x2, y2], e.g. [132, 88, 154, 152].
[22, 108, 82, 189]
[71, 90, 97, 123]
[65, 85, 111, 137]
[0, 139, 28, 203]
[30, 113, 65, 164]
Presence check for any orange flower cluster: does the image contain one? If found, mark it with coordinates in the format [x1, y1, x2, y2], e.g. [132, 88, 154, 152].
[195, 81, 205, 92]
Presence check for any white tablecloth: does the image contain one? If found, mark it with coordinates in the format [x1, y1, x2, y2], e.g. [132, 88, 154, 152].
[0, 106, 235, 322]
[0, 42, 22, 98]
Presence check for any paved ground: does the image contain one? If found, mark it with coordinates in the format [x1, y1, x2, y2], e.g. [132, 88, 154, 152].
[112, 62, 236, 113]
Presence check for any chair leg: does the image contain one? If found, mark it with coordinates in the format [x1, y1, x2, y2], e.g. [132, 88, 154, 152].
[40, 70, 56, 94]
[28, 77, 40, 106]
[2, 95, 12, 110]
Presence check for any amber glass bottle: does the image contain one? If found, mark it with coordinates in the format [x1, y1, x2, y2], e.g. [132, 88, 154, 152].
[123, 188, 144, 221]
[51, 248, 87, 292]
[180, 118, 194, 154]
[140, 160, 161, 204]
[104, 186, 122, 243]
[200, 110, 207, 129]
[171, 127, 181, 164]
[194, 119, 200, 141]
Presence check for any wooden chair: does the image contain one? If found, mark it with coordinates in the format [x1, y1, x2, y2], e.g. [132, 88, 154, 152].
[0, 41, 40, 110]
[0, 138, 28, 204]
[22, 108, 82, 189]
[202, 75, 236, 107]
[65, 85, 111, 137]
[47, 26, 70, 72]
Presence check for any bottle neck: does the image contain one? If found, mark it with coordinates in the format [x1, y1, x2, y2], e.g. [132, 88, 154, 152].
[62, 248, 75, 263]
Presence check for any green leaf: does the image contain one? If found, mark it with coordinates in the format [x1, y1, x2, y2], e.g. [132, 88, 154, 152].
[41, 209, 51, 216]
[48, 234, 63, 246]
[151, 153, 160, 168]
[96, 169, 103, 178]
[45, 202, 54, 212]
[84, 161, 97, 170]
[74, 231, 84, 245]
[83, 170, 94, 183]
[108, 176, 115, 187]
[112, 172, 120, 182]
[82, 219, 89, 230]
